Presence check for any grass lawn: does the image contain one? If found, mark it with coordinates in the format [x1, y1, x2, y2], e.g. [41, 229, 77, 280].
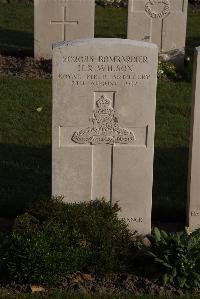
[0, 3, 33, 56]
[0, 4, 200, 223]
[0, 77, 51, 215]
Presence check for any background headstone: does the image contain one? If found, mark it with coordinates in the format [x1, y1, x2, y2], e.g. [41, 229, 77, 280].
[52, 38, 158, 234]
[187, 46, 200, 231]
[34, 0, 95, 59]
[127, 0, 188, 67]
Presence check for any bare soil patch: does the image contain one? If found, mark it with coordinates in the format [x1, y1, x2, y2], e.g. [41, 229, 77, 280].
[0, 55, 51, 79]
[0, 273, 199, 297]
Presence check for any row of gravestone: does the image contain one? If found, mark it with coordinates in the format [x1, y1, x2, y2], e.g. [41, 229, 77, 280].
[35, 0, 188, 68]
[34, 0, 199, 235]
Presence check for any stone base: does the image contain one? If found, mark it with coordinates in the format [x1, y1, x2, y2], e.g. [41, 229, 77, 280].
[159, 49, 185, 70]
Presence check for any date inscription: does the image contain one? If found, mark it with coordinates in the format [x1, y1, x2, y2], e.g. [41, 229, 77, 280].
[191, 209, 200, 217]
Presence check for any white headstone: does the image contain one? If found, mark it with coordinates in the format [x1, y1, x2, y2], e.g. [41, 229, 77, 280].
[187, 46, 200, 231]
[127, 0, 188, 66]
[34, 0, 95, 59]
[52, 38, 158, 235]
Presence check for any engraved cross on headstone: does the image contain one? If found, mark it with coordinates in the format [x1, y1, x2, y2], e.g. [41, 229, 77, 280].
[129, 0, 186, 52]
[50, 6, 78, 41]
[66, 91, 145, 201]
[59, 91, 148, 203]
[71, 91, 135, 201]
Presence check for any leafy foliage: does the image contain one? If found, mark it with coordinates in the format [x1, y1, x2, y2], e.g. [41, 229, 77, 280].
[2, 200, 200, 290]
[157, 62, 182, 81]
[139, 227, 200, 288]
[0, 198, 135, 284]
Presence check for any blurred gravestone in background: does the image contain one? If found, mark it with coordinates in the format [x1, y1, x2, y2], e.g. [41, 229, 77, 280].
[34, 0, 95, 59]
[127, 0, 188, 68]
[187, 46, 200, 231]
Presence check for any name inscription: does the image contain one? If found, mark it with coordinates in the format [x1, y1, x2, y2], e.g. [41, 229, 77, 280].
[58, 55, 151, 87]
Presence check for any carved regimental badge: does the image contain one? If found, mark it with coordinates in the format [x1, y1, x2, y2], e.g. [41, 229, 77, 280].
[72, 95, 136, 145]
[145, 0, 170, 19]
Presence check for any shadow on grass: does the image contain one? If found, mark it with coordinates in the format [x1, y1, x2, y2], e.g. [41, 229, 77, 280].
[0, 143, 51, 217]
[0, 144, 188, 224]
[0, 28, 33, 57]
[152, 147, 188, 224]
[186, 36, 200, 57]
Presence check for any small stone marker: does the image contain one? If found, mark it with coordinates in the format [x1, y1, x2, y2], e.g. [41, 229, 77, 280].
[34, 0, 95, 59]
[127, 0, 188, 66]
[52, 39, 158, 234]
[187, 47, 200, 231]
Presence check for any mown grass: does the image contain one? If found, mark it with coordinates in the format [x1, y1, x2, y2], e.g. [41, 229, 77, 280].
[0, 76, 192, 221]
[153, 82, 191, 222]
[186, 8, 200, 57]
[1, 4, 199, 56]
[0, 3, 33, 56]
[0, 4, 128, 56]
[0, 77, 51, 215]
[95, 6, 127, 38]
[0, 4, 199, 223]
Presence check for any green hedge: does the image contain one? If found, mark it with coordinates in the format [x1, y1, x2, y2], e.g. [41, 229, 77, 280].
[2, 198, 200, 289]
[0, 198, 136, 284]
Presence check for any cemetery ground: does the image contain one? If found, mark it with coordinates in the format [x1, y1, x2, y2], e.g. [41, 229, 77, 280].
[1, 2, 200, 223]
[0, 1, 200, 298]
[3, 294, 200, 299]
[2, 295, 200, 299]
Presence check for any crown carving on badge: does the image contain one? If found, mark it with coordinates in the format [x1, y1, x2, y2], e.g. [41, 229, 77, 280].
[96, 95, 111, 108]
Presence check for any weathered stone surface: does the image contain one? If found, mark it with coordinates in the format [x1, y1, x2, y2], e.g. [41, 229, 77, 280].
[52, 38, 158, 234]
[187, 46, 200, 231]
[127, 0, 188, 66]
[34, 0, 95, 59]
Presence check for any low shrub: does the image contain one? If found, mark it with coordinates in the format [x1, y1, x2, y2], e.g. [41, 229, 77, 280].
[0, 198, 136, 284]
[139, 227, 200, 289]
[157, 62, 182, 81]
[2, 198, 200, 289]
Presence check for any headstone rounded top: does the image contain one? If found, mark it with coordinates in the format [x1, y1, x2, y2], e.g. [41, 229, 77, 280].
[52, 36, 158, 235]
[53, 38, 158, 50]
[144, 0, 170, 19]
